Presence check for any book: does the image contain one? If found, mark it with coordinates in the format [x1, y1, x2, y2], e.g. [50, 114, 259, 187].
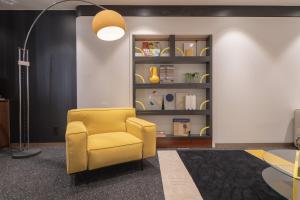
[175, 92, 187, 110]
[148, 90, 163, 110]
[173, 118, 191, 136]
[164, 93, 175, 110]
[185, 95, 197, 110]
[142, 41, 161, 57]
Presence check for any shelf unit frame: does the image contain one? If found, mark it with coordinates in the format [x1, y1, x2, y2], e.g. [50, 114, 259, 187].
[132, 34, 213, 148]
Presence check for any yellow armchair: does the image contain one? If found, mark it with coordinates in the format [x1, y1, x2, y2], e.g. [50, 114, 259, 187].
[66, 121, 88, 174]
[65, 107, 156, 174]
[126, 117, 156, 158]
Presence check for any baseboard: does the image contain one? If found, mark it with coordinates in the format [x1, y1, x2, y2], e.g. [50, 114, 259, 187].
[10, 142, 65, 148]
[8, 142, 295, 149]
[215, 143, 295, 149]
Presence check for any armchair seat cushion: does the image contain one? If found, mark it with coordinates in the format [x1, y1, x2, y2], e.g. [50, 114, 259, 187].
[87, 132, 143, 170]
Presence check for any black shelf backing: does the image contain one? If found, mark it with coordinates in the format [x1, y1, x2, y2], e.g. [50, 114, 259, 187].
[135, 83, 210, 89]
[134, 56, 210, 64]
[136, 110, 209, 115]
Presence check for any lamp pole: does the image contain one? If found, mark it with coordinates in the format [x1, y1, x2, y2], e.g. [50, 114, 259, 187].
[13, 0, 107, 159]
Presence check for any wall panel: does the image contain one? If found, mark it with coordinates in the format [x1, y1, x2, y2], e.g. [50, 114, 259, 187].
[0, 11, 76, 142]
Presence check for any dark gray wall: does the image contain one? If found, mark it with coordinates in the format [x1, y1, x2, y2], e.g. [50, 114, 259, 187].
[0, 11, 77, 142]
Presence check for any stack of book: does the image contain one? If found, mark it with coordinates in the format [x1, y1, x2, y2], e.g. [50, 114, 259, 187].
[160, 65, 175, 83]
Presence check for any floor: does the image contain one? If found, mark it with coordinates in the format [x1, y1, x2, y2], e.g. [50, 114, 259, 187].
[0, 146, 164, 200]
[0, 145, 295, 200]
[0, 146, 205, 200]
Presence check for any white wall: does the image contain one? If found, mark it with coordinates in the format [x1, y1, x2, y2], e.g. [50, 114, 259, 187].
[77, 17, 300, 144]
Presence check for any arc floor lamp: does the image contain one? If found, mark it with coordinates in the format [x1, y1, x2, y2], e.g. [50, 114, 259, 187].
[13, 0, 126, 158]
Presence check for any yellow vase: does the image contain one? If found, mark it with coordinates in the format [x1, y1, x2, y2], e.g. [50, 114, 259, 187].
[149, 66, 160, 84]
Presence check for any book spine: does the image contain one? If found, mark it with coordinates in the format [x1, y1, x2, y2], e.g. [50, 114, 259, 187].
[173, 118, 190, 122]
[185, 95, 189, 110]
[192, 95, 196, 110]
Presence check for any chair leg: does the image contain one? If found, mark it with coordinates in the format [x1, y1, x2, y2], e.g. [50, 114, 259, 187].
[71, 173, 76, 185]
[71, 171, 88, 186]
[140, 159, 143, 170]
[84, 173, 89, 185]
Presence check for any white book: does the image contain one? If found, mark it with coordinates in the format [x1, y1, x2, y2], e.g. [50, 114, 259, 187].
[185, 95, 189, 110]
[192, 95, 196, 110]
[185, 95, 193, 110]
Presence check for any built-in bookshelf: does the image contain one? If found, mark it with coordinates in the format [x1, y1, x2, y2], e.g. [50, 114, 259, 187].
[132, 34, 212, 148]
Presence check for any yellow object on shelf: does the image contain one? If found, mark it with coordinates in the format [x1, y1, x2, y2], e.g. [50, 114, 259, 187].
[200, 100, 210, 110]
[135, 47, 145, 56]
[160, 47, 185, 56]
[160, 47, 169, 56]
[200, 126, 210, 136]
[149, 66, 160, 84]
[200, 47, 209, 56]
[200, 73, 210, 83]
[184, 42, 196, 56]
[135, 73, 145, 83]
[135, 100, 146, 110]
[176, 47, 185, 56]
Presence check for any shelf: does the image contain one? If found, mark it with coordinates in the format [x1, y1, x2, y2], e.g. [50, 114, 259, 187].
[135, 83, 210, 89]
[134, 35, 170, 41]
[136, 110, 209, 115]
[133, 34, 213, 148]
[134, 56, 210, 64]
[157, 134, 211, 139]
[175, 35, 210, 41]
[157, 136, 212, 148]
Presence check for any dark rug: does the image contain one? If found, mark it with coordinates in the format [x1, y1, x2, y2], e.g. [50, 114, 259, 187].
[0, 145, 164, 200]
[177, 150, 286, 200]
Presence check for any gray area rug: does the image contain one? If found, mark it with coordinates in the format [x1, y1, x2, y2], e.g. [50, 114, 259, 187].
[177, 150, 286, 200]
[0, 145, 164, 200]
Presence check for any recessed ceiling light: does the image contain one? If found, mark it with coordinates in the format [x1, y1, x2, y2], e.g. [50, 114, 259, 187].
[0, 0, 17, 5]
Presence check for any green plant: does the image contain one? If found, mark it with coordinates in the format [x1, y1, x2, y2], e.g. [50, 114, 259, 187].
[184, 72, 200, 83]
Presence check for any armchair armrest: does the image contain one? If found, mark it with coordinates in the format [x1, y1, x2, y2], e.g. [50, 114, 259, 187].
[65, 121, 88, 174]
[126, 117, 156, 158]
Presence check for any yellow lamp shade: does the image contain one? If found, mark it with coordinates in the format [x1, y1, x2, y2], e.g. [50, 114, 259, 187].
[92, 10, 126, 41]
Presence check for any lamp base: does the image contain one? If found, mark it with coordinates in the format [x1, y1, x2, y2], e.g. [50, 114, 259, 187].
[12, 148, 41, 159]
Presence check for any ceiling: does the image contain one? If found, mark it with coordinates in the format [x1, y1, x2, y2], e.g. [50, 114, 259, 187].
[1, 0, 300, 10]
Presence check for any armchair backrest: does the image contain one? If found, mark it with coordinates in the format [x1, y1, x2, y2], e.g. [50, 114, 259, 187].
[67, 108, 136, 135]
